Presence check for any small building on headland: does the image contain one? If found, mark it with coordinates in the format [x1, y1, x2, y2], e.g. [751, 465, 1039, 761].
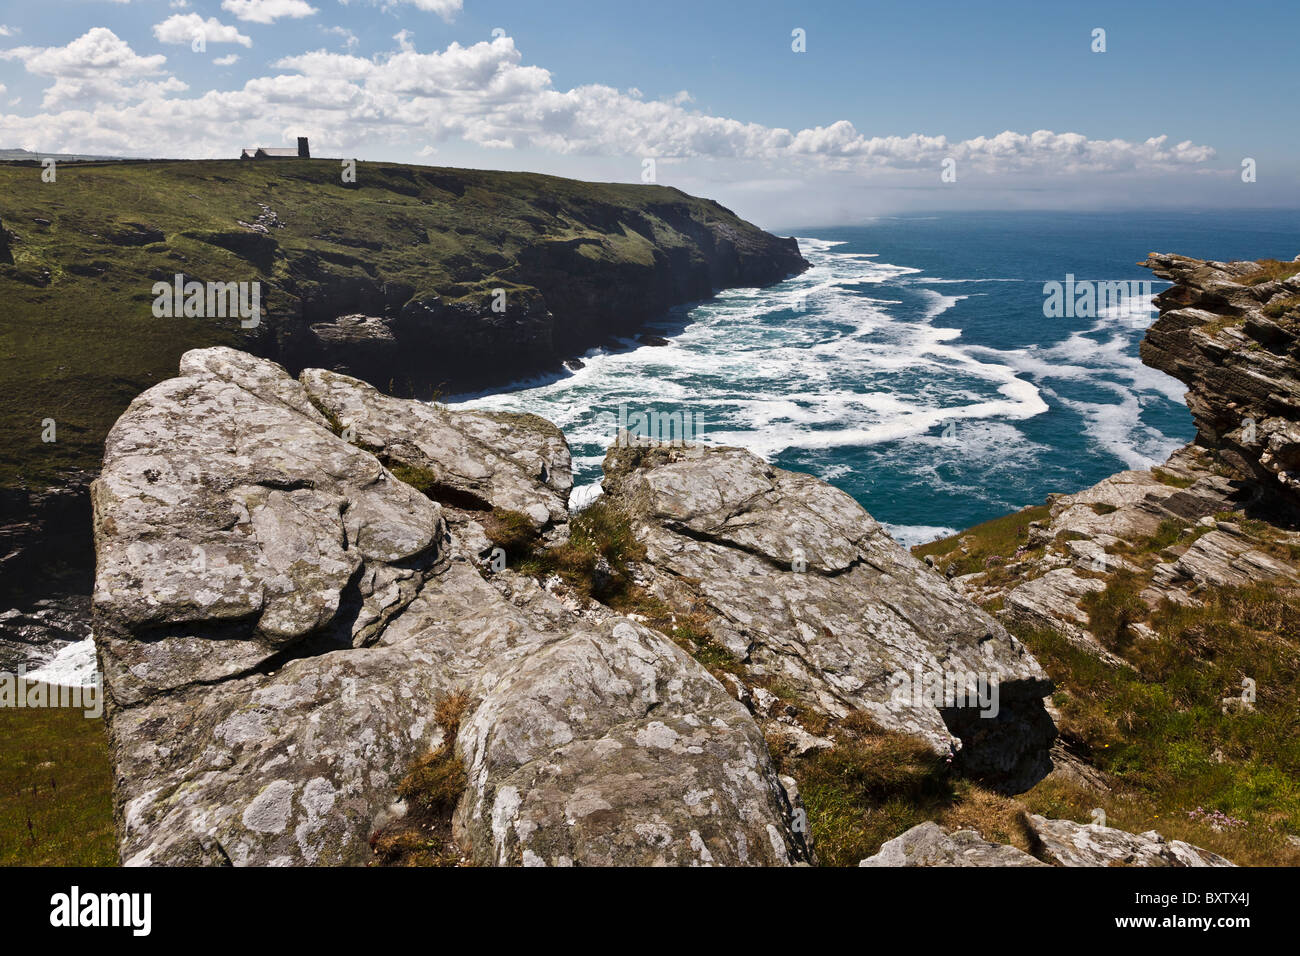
[240, 137, 310, 160]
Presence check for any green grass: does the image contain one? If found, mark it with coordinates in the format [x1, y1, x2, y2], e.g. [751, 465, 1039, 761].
[516, 499, 646, 602]
[1263, 295, 1300, 320]
[1152, 467, 1197, 489]
[783, 716, 955, 865]
[0, 158, 782, 497]
[0, 692, 115, 866]
[1015, 583, 1300, 865]
[1238, 258, 1300, 286]
[911, 503, 1050, 577]
[480, 509, 542, 560]
[372, 690, 471, 867]
[1079, 570, 1148, 649]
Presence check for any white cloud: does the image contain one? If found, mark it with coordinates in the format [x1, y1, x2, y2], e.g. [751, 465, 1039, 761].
[153, 14, 253, 48]
[360, 0, 462, 22]
[1, 27, 165, 77]
[0, 27, 186, 109]
[170, 1, 190, 8]
[321, 25, 358, 51]
[214, 54, 240, 66]
[221, 0, 318, 24]
[0, 26, 13, 38]
[0, 32, 1216, 185]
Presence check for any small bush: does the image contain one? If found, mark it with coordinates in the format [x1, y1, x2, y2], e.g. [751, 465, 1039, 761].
[519, 499, 645, 601]
[1263, 295, 1300, 319]
[480, 508, 540, 559]
[1152, 468, 1197, 489]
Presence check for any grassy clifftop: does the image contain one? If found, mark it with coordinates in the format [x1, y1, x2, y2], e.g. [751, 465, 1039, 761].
[0, 159, 805, 495]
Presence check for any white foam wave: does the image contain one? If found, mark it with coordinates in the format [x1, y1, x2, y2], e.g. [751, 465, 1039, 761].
[445, 238, 1184, 502]
[882, 523, 959, 548]
[27, 638, 98, 689]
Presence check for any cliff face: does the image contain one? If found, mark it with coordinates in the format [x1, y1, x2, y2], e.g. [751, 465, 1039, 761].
[1141, 253, 1300, 505]
[277, 187, 807, 395]
[0, 159, 806, 495]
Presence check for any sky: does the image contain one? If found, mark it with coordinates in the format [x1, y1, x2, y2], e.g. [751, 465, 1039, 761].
[0, 0, 1296, 227]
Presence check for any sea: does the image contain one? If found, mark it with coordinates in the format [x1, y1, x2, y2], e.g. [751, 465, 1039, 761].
[454, 210, 1300, 547]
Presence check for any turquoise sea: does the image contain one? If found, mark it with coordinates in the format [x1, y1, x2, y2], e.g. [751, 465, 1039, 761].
[447, 210, 1300, 545]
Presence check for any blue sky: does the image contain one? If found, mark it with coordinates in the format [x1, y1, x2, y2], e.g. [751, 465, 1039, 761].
[1, 0, 1296, 226]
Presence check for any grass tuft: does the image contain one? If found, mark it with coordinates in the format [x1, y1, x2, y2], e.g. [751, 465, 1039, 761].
[372, 689, 472, 867]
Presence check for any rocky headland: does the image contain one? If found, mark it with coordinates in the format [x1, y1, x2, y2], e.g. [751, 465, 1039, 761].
[92, 347, 1059, 865]
[89, 334, 1262, 866]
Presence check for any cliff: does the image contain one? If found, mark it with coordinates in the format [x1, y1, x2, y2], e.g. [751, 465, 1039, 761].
[1140, 253, 1300, 504]
[0, 160, 805, 498]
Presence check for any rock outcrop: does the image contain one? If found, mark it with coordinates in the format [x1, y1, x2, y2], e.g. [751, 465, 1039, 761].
[92, 349, 809, 865]
[859, 818, 1234, 867]
[932, 254, 1300, 648]
[859, 822, 1046, 867]
[1025, 814, 1235, 867]
[1142, 253, 1300, 504]
[600, 443, 1056, 793]
[92, 348, 1056, 865]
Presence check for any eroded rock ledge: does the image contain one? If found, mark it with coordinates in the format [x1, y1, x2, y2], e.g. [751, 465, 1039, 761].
[93, 348, 1057, 866]
[1141, 252, 1300, 504]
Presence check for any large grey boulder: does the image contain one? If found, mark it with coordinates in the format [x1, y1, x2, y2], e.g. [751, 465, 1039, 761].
[600, 443, 1056, 792]
[860, 817, 1235, 867]
[92, 347, 448, 704]
[94, 348, 806, 866]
